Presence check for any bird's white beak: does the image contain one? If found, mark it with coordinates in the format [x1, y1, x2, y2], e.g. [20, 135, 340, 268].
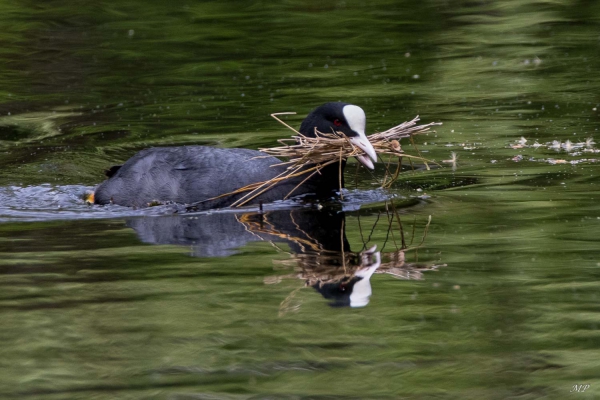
[349, 135, 377, 170]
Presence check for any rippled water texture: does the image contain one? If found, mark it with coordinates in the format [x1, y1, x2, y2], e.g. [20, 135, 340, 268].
[1, 1, 600, 399]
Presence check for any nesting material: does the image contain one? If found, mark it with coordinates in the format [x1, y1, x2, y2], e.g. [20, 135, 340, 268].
[195, 113, 442, 208]
[261, 113, 440, 168]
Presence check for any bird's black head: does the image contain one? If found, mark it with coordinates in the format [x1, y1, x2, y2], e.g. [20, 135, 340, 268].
[299, 102, 377, 169]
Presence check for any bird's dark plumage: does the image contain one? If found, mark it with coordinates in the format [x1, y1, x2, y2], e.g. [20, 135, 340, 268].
[93, 102, 377, 209]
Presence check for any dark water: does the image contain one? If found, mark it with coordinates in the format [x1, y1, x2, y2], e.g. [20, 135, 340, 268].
[1, 1, 600, 398]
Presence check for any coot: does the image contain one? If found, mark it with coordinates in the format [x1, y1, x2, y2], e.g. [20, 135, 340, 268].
[93, 102, 377, 208]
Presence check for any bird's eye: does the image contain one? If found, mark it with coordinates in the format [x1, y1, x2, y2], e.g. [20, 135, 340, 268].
[333, 119, 342, 127]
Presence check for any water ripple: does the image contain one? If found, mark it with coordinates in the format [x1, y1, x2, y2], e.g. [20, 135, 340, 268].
[0, 185, 400, 222]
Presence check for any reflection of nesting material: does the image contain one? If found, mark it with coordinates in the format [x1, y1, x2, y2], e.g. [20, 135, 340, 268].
[273, 246, 382, 287]
[377, 249, 445, 280]
[271, 248, 443, 285]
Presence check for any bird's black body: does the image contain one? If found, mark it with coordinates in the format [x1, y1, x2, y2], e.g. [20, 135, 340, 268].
[94, 102, 374, 209]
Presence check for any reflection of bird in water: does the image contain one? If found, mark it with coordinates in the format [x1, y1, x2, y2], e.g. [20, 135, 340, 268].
[267, 244, 444, 313]
[265, 245, 382, 308]
[125, 205, 444, 311]
[309, 247, 381, 308]
[238, 209, 445, 312]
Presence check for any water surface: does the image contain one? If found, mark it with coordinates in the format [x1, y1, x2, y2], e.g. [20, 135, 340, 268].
[1, 1, 599, 398]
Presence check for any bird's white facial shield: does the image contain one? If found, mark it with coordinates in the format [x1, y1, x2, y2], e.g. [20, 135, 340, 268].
[342, 105, 377, 169]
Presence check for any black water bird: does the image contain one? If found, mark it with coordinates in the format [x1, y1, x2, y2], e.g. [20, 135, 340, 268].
[93, 102, 377, 208]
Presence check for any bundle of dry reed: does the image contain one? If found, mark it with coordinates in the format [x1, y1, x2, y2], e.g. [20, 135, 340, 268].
[261, 113, 440, 167]
[190, 113, 441, 208]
